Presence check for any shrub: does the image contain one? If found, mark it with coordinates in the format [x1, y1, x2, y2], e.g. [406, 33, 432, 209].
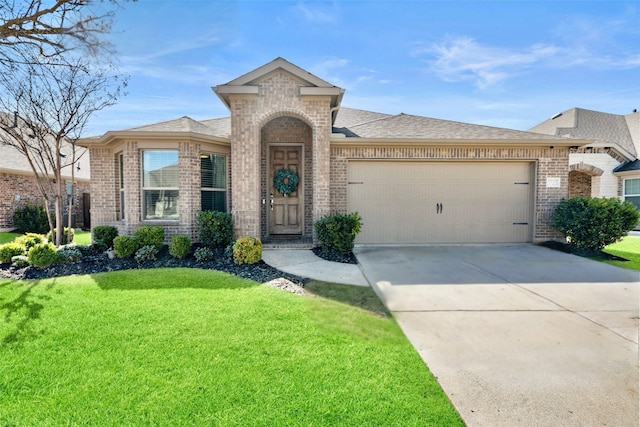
[193, 246, 213, 262]
[27, 243, 58, 268]
[15, 233, 46, 252]
[134, 225, 164, 251]
[196, 211, 233, 248]
[113, 235, 138, 258]
[93, 225, 118, 250]
[135, 244, 159, 263]
[56, 247, 82, 264]
[13, 202, 50, 234]
[169, 234, 191, 259]
[46, 227, 75, 245]
[314, 212, 362, 255]
[11, 255, 29, 268]
[232, 236, 262, 265]
[0, 242, 26, 263]
[552, 197, 640, 254]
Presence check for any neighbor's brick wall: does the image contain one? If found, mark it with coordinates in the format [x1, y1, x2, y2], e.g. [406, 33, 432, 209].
[330, 145, 569, 242]
[1, 171, 89, 231]
[228, 70, 332, 240]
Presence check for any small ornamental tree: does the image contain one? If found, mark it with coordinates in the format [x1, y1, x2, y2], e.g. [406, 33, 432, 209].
[552, 197, 639, 254]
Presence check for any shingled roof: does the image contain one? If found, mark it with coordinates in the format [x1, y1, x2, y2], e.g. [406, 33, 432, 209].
[333, 109, 565, 141]
[529, 108, 638, 158]
[83, 107, 584, 146]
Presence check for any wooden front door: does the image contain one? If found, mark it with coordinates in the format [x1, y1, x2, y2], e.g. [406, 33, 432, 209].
[269, 145, 303, 235]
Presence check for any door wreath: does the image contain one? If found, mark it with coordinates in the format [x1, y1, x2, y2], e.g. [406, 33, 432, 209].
[273, 168, 299, 196]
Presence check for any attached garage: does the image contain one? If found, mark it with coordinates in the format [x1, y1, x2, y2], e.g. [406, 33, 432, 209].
[347, 161, 534, 244]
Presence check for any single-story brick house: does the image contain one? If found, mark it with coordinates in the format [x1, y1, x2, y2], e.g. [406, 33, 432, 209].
[529, 108, 640, 209]
[80, 57, 590, 245]
[0, 125, 91, 232]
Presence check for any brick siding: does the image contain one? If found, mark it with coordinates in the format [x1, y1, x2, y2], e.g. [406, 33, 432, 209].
[330, 144, 569, 242]
[0, 171, 89, 231]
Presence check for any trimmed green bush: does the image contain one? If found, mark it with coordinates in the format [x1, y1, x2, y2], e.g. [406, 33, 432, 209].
[15, 233, 46, 252]
[0, 242, 26, 263]
[13, 202, 50, 234]
[93, 225, 118, 250]
[232, 236, 262, 265]
[56, 247, 82, 264]
[27, 243, 58, 268]
[113, 235, 138, 258]
[11, 255, 29, 268]
[135, 244, 159, 263]
[314, 212, 362, 255]
[552, 197, 640, 253]
[46, 227, 75, 245]
[194, 246, 213, 262]
[134, 225, 164, 251]
[169, 234, 191, 259]
[196, 211, 233, 248]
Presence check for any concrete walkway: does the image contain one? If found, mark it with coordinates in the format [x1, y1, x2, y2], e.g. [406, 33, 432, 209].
[262, 244, 639, 426]
[356, 244, 639, 427]
[262, 248, 368, 286]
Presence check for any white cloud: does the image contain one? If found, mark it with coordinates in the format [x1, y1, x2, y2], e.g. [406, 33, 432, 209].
[416, 37, 559, 89]
[292, 2, 337, 23]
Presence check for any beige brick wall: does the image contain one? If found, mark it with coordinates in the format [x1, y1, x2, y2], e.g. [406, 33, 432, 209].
[330, 144, 569, 242]
[228, 70, 332, 240]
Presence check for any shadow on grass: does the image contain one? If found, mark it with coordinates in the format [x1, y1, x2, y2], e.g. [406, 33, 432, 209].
[92, 268, 259, 291]
[304, 281, 390, 318]
[0, 280, 50, 347]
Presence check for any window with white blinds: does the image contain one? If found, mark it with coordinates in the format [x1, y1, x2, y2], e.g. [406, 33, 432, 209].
[142, 150, 179, 220]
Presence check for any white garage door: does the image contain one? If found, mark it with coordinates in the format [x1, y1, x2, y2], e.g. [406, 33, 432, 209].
[347, 161, 533, 244]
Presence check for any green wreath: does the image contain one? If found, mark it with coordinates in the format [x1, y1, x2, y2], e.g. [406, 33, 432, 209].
[273, 168, 299, 196]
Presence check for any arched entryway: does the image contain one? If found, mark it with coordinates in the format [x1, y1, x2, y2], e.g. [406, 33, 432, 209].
[260, 115, 313, 242]
[569, 162, 604, 198]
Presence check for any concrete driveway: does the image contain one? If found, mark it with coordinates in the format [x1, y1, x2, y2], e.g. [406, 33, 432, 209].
[355, 244, 639, 427]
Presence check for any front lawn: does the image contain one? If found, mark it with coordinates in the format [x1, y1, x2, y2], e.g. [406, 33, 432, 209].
[599, 236, 640, 271]
[0, 268, 462, 426]
[0, 229, 90, 245]
[0, 231, 21, 245]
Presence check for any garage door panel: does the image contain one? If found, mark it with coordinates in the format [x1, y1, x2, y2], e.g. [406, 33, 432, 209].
[348, 161, 533, 244]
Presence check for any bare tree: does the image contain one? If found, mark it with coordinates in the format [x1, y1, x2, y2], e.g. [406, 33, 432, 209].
[0, 0, 132, 64]
[0, 50, 126, 245]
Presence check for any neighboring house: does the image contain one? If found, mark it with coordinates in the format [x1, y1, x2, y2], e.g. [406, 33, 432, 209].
[0, 122, 91, 232]
[529, 108, 640, 209]
[80, 57, 590, 246]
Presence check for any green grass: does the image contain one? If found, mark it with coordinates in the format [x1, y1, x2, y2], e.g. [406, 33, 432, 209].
[0, 268, 463, 426]
[0, 232, 21, 244]
[599, 236, 640, 271]
[0, 229, 90, 246]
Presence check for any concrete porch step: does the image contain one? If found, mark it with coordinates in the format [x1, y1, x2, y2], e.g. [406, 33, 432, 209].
[261, 236, 313, 249]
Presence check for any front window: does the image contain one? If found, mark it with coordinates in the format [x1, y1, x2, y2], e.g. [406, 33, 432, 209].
[201, 153, 227, 212]
[142, 150, 179, 220]
[624, 178, 640, 210]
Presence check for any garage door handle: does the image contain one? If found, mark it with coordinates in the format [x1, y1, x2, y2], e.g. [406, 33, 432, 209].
[436, 203, 443, 214]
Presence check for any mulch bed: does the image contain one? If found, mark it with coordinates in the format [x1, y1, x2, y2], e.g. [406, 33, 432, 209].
[540, 241, 629, 261]
[0, 246, 358, 283]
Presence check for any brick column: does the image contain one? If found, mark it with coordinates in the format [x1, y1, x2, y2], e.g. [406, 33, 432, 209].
[88, 147, 116, 228]
[230, 99, 261, 238]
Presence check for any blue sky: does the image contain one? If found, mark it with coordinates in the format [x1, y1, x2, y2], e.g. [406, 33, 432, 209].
[87, 0, 640, 136]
